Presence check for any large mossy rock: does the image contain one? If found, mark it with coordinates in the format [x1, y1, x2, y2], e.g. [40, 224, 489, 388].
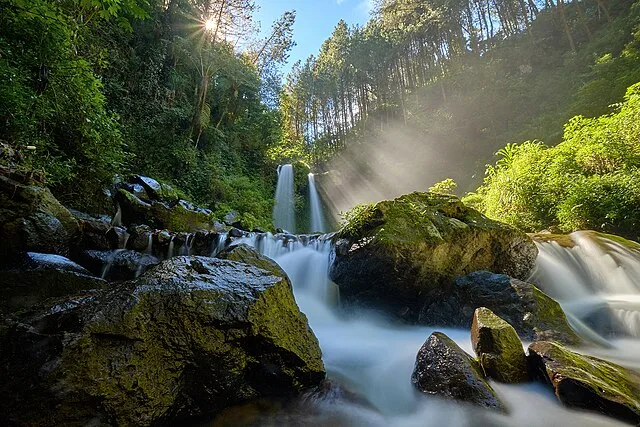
[0, 252, 106, 315]
[0, 256, 325, 426]
[422, 271, 581, 345]
[411, 332, 506, 412]
[528, 341, 640, 424]
[471, 307, 529, 383]
[0, 170, 78, 260]
[217, 244, 286, 277]
[330, 192, 537, 321]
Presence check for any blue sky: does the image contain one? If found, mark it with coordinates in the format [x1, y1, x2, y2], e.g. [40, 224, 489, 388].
[254, 0, 374, 73]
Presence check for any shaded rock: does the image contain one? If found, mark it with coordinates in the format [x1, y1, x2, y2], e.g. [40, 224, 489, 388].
[217, 244, 286, 278]
[330, 192, 537, 321]
[0, 171, 78, 260]
[69, 209, 112, 251]
[76, 249, 160, 281]
[115, 189, 212, 232]
[411, 332, 506, 411]
[0, 252, 106, 314]
[106, 225, 130, 249]
[0, 256, 325, 426]
[132, 175, 179, 202]
[528, 341, 640, 424]
[471, 307, 529, 383]
[127, 224, 154, 253]
[421, 271, 581, 345]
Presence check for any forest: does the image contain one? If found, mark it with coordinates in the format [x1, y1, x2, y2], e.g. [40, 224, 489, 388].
[4, 0, 640, 425]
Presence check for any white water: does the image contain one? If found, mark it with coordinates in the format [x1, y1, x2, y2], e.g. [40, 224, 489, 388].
[308, 173, 326, 233]
[221, 231, 637, 426]
[273, 164, 296, 233]
[533, 231, 640, 340]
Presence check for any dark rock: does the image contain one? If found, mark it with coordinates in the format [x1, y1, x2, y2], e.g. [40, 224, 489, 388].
[330, 192, 537, 321]
[69, 209, 112, 251]
[528, 341, 640, 424]
[0, 252, 106, 314]
[115, 189, 212, 232]
[106, 225, 130, 249]
[0, 256, 325, 426]
[229, 227, 245, 238]
[132, 175, 179, 202]
[217, 244, 286, 278]
[420, 271, 581, 345]
[127, 224, 153, 253]
[76, 249, 161, 281]
[0, 171, 79, 260]
[471, 307, 529, 383]
[411, 332, 506, 411]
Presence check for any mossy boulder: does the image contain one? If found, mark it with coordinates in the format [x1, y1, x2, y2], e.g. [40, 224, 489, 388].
[330, 192, 537, 321]
[115, 188, 212, 232]
[471, 307, 529, 383]
[528, 341, 640, 424]
[422, 271, 581, 345]
[0, 252, 106, 315]
[411, 332, 506, 412]
[0, 171, 79, 260]
[132, 175, 180, 202]
[0, 256, 325, 426]
[217, 244, 286, 278]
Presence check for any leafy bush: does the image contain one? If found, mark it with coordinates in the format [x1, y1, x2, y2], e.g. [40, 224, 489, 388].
[473, 82, 640, 240]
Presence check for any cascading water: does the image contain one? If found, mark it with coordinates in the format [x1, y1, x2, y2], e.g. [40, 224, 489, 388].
[533, 231, 640, 343]
[273, 164, 296, 233]
[308, 173, 326, 233]
[217, 231, 636, 426]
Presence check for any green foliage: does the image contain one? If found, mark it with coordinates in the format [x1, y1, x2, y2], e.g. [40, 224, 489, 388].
[429, 178, 458, 195]
[0, 0, 127, 212]
[474, 82, 640, 239]
[339, 203, 378, 239]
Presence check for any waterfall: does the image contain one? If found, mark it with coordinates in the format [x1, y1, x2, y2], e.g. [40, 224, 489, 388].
[533, 231, 640, 339]
[220, 231, 635, 426]
[308, 173, 326, 233]
[273, 164, 296, 233]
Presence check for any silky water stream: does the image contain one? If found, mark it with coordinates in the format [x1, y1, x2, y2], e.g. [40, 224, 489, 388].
[209, 231, 640, 426]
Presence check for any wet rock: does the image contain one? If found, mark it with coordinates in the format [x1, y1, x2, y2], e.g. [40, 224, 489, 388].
[115, 189, 212, 232]
[229, 227, 245, 238]
[127, 224, 154, 252]
[411, 332, 506, 411]
[0, 171, 79, 260]
[190, 230, 217, 256]
[106, 225, 130, 249]
[69, 209, 112, 251]
[0, 256, 325, 425]
[217, 244, 286, 278]
[0, 252, 106, 314]
[528, 341, 640, 424]
[420, 271, 581, 345]
[132, 175, 179, 202]
[76, 249, 161, 281]
[330, 192, 537, 321]
[471, 307, 529, 383]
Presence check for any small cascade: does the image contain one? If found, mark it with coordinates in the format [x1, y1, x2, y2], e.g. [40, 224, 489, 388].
[210, 232, 228, 257]
[178, 234, 193, 256]
[273, 164, 296, 233]
[533, 231, 640, 338]
[111, 203, 123, 227]
[167, 236, 175, 259]
[144, 233, 153, 255]
[308, 173, 326, 233]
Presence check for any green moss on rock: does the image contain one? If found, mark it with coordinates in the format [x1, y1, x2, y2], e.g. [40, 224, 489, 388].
[471, 307, 529, 383]
[331, 192, 538, 321]
[0, 256, 325, 426]
[528, 341, 640, 424]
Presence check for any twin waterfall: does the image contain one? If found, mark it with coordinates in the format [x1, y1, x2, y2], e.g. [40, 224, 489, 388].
[272, 164, 326, 234]
[273, 164, 296, 232]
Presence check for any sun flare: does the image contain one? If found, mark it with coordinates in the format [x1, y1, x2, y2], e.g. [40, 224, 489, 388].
[204, 18, 216, 31]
